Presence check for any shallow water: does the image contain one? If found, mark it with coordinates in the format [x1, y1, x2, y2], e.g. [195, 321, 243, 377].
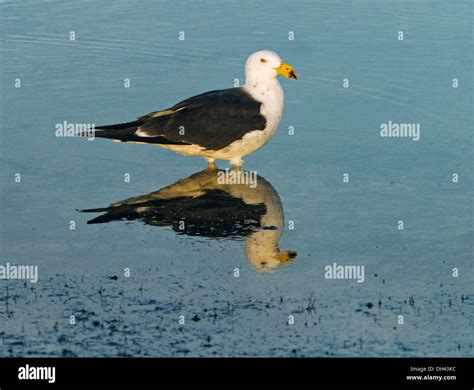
[0, 0, 472, 356]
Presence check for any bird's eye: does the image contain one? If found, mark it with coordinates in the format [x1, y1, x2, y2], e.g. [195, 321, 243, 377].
[260, 58, 267, 63]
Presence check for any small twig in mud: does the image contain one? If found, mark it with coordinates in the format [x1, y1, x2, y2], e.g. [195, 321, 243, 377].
[306, 294, 316, 315]
[155, 317, 164, 334]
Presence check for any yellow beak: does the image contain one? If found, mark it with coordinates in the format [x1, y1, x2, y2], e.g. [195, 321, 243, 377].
[277, 250, 297, 263]
[274, 61, 297, 79]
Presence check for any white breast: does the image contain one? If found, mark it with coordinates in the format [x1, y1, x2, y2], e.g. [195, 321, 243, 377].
[201, 81, 284, 164]
[157, 80, 284, 165]
[245, 78, 285, 137]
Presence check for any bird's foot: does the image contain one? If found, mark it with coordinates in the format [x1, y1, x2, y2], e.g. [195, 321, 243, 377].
[205, 158, 217, 171]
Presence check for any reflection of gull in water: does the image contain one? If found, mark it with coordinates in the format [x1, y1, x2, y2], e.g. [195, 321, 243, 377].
[81, 168, 296, 271]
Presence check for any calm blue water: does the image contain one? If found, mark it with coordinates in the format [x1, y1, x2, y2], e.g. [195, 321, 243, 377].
[0, 0, 472, 357]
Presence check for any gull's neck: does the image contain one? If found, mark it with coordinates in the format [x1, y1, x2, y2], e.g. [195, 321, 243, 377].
[243, 74, 281, 92]
[243, 76, 284, 107]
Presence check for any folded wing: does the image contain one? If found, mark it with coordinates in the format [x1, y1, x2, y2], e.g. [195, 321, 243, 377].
[94, 88, 267, 151]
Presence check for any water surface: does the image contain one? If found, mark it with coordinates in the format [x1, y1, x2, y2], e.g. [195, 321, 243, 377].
[0, 0, 472, 356]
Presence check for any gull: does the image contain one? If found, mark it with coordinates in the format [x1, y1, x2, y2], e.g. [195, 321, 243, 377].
[90, 50, 297, 167]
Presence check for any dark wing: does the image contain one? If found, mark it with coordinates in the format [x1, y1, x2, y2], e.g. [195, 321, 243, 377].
[82, 189, 266, 238]
[93, 88, 267, 150]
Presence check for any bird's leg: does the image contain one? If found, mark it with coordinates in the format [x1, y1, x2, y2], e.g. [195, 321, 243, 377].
[205, 157, 217, 171]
